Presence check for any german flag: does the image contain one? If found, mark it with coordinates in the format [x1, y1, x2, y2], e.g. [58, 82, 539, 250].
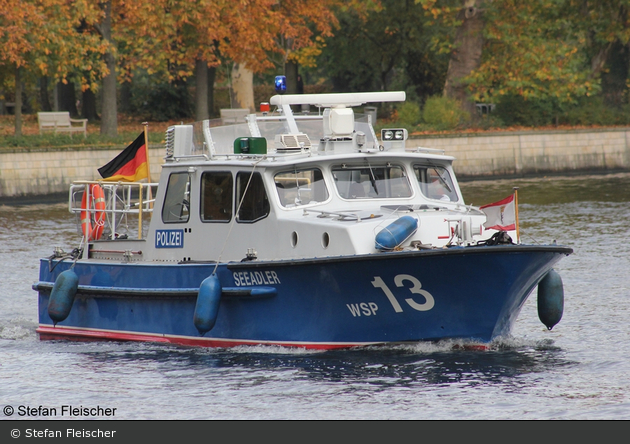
[98, 132, 148, 182]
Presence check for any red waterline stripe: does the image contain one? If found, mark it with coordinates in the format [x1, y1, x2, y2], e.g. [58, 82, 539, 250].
[36, 326, 373, 350]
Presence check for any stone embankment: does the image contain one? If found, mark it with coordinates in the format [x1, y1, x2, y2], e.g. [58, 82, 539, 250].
[408, 127, 630, 179]
[1, 128, 629, 200]
[0, 145, 164, 201]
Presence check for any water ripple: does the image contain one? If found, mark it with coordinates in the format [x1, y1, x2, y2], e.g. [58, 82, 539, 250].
[1, 175, 630, 419]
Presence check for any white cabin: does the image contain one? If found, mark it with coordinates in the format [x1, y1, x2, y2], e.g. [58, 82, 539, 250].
[73, 92, 491, 264]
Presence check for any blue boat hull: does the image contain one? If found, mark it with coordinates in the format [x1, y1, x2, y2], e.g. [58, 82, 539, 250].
[35, 245, 571, 349]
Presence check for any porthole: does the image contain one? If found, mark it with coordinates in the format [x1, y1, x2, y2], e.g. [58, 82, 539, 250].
[322, 232, 330, 249]
[291, 231, 299, 248]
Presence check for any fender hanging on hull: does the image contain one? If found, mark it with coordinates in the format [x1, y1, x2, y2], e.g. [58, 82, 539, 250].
[537, 269, 564, 330]
[194, 274, 222, 335]
[35, 244, 573, 348]
[48, 269, 79, 325]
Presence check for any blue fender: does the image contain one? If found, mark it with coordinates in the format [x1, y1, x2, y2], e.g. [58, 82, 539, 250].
[48, 269, 79, 325]
[537, 269, 564, 330]
[194, 274, 222, 335]
[375, 216, 418, 250]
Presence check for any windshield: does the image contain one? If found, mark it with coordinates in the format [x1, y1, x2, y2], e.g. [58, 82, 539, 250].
[414, 165, 459, 202]
[332, 163, 412, 199]
[274, 168, 329, 208]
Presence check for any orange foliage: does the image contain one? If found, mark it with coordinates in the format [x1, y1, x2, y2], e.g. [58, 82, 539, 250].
[114, 0, 343, 81]
[0, 0, 109, 93]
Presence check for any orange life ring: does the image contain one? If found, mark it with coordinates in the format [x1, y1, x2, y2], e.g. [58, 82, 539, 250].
[81, 184, 106, 240]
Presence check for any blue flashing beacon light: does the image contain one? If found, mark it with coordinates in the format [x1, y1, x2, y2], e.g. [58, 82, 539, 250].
[275, 75, 287, 94]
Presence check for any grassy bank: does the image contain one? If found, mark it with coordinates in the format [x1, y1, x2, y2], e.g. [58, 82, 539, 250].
[3, 110, 629, 152]
[0, 114, 179, 150]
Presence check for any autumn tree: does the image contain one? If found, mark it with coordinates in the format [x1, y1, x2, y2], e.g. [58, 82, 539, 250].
[112, 1, 227, 120]
[418, 0, 630, 118]
[91, 1, 117, 136]
[80, 0, 214, 134]
[317, 0, 451, 101]
[0, 0, 41, 136]
[564, 0, 630, 107]
[0, 0, 106, 135]
[466, 1, 598, 109]
[269, 0, 340, 95]
[66, 0, 181, 135]
[441, 0, 485, 114]
[214, 0, 341, 109]
[116, 0, 343, 116]
[102, 0, 630, 127]
[1, 0, 359, 135]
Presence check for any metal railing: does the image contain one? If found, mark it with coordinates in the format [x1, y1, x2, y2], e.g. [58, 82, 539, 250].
[69, 181, 159, 241]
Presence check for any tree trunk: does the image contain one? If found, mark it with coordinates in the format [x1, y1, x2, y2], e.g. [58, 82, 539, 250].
[208, 66, 216, 118]
[82, 87, 99, 121]
[100, 0, 117, 137]
[285, 59, 299, 94]
[443, 0, 485, 114]
[57, 81, 78, 116]
[40, 77, 52, 112]
[230, 63, 254, 111]
[285, 60, 304, 112]
[195, 59, 209, 121]
[601, 40, 630, 108]
[119, 81, 131, 114]
[14, 66, 22, 137]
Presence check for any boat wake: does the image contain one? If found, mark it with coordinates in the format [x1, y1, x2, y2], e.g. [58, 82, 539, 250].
[198, 336, 559, 356]
[354, 336, 561, 354]
[0, 317, 39, 341]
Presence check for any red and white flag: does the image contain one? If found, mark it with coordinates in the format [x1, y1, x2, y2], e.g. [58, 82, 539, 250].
[480, 194, 516, 231]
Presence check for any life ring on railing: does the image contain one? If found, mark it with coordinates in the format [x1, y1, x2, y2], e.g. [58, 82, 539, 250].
[81, 184, 106, 240]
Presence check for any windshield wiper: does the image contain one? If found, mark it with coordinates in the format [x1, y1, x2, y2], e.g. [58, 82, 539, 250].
[293, 168, 302, 204]
[367, 163, 378, 195]
[436, 170, 452, 193]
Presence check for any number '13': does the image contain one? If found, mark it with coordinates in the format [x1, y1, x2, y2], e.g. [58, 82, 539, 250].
[371, 274, 435, 313]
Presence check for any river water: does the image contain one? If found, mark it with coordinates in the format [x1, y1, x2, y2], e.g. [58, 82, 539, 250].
[1, 173, 629, 420]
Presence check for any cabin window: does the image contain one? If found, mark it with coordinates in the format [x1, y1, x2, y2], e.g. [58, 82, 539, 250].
[274, 168, 329, 207]
[162, 172, 191, 223]
[200, 171, 233, 222]
[236, 172, 270, 223]
[414, 165, 459, 202]
[332, 163, 412, 199]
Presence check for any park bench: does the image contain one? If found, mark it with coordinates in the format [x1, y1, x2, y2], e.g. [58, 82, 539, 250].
[37, 112, 88, 137]
[220, 108, 250, 124]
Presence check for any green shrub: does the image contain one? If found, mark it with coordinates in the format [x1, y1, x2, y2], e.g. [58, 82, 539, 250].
[421, 95, 470, 130]
[124, 70, 192, 121]
[477, 113, 505, 130]
[397, 101, 421, 128]
[494, 94, 559, 127]
[560, 96, 630, 126]
[495, 94, 630, 127]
